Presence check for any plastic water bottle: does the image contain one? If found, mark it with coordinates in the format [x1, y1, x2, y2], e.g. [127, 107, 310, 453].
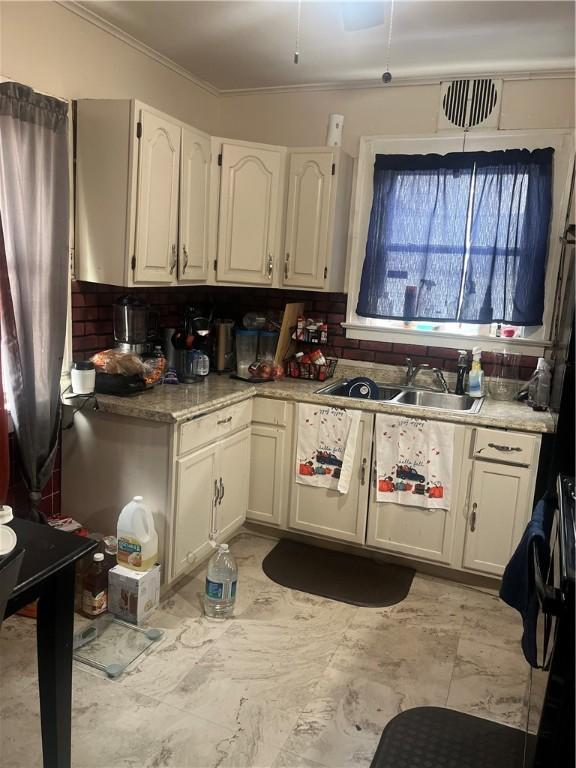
[204, 544, 237, 619]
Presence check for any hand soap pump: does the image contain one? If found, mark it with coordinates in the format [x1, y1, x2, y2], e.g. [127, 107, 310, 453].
[455, 350, 468, 395]
[468, 347, 485, 398]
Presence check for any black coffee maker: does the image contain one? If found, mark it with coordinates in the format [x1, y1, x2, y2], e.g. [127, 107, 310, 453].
[184, 306, 213, 359]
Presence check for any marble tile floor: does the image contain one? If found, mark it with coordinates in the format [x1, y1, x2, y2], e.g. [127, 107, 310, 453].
[0, 532, 530, 768]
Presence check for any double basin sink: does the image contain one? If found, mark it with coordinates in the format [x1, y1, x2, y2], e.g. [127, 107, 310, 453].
[314, 379, 483, 414]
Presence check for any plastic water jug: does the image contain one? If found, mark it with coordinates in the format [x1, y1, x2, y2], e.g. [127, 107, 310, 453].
[117, 496, 158, 571]
[204, 544, 238, 619]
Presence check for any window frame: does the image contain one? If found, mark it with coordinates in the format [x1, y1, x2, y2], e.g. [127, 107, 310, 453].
[345, 129, 575, 356]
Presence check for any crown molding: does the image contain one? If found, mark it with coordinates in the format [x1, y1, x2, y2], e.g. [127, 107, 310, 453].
[219, 68, 575, 96]
[58, 1, 220, 97]
[55, 3, 575, 99]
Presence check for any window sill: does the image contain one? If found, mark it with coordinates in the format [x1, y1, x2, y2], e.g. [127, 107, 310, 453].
[343, 323, 550, 356]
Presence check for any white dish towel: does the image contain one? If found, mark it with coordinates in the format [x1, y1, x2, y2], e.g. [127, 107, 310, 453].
[296, 403, 361, 495]
[375, 413, 455, 509]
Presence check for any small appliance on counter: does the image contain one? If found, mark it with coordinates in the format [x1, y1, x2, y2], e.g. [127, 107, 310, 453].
[113, 297, 149, 354]
[215, 320, 235, 374]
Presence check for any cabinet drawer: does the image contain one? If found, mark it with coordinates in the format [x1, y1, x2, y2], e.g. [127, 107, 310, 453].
[179, 400, 252, 455]
[252, 397, 287, 425]
[472, 428, 537, 467]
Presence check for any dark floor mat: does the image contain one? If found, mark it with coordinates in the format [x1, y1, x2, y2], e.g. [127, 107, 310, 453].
[261, 538, 414, 607]
[370, 707, 535, 768]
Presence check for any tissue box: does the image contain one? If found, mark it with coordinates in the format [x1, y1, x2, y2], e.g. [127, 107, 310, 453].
[108, 564, 161, 625]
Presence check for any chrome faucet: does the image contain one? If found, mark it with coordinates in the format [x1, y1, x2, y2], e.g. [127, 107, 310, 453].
[405, 358, 432, 386]
[405, 358, 451, 393]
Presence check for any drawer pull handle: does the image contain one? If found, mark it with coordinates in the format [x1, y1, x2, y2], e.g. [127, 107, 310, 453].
[217, 416, 233, 425]
[361, 457, 367, 485]
[478, 443, 523, 454]
[469, 502, 477, 532]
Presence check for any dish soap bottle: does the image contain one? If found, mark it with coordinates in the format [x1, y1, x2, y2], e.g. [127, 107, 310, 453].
[468, 347, 485, 398]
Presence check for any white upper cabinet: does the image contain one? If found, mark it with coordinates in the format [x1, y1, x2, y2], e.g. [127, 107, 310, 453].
[283, 148, 353, 292]
[283, 151, 333, 289]
[75, 99, 212, 287]
[179, 126, 211, 282]
[134, 109, 181, 284]
[215, 141, 284, 285]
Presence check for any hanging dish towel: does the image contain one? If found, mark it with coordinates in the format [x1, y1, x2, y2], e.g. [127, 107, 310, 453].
[296, 404, 361, 495]
[375, 414, 455, 509]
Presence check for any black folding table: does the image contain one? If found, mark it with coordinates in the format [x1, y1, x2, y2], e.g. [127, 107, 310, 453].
[4, 518, 97, 768]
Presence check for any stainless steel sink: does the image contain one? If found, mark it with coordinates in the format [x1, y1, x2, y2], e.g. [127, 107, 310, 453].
[315, 378, 483, 414]
[314, 379, 402, 401]
[393, 389, 483, 413]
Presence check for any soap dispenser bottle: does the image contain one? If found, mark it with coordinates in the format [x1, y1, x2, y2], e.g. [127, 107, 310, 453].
[468, 347, 485, 398]
[455, 350, 468, 395]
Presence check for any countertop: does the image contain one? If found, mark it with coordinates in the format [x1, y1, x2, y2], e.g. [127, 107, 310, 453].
[84, 366, 557, 434]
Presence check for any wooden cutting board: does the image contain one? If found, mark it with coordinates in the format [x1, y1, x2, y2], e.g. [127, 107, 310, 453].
[274, 302, 305, 365]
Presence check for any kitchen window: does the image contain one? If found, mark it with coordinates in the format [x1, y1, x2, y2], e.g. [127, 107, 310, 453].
[346, 131, 575, 355]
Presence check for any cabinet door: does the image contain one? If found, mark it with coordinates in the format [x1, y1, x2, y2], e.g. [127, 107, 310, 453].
[462, 461, 532, 576]
[283, 152, 333, 289]
[134, 109, 180, 283]
[173, 443, 218, 580]
[248, 425, 288, 527]
[217, 427, 251, 539]
[216, 143, 282, 285]
[179, 126, 211, 282]
[288, 413, 373, 544]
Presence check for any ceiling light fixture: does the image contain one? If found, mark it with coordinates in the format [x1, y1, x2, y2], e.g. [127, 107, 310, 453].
[294, 0, 301, 64]
[382, 0, 395, 83]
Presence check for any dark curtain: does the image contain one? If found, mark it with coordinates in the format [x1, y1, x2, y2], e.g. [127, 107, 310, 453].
[356, 153, 474, 321]
[0, 83, 69, 521]
[357, 149, 554, 326]
[460, 148, 554, 325]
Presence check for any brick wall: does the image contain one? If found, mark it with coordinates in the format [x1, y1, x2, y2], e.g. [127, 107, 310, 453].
[72, 281, 537, 379]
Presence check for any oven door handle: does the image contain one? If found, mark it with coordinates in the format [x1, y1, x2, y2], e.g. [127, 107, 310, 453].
[532, 541, 564, 617]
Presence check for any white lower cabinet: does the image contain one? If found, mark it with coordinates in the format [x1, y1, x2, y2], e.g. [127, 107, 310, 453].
[248, 424, 289, 527]
[218, 427, 251, 539]
[173, 427, 251, 581]
[288, 413, 374, 544]
[365, 426, 465, 565]
[460, 459, 534, 577]
[174, 443, 218, 579]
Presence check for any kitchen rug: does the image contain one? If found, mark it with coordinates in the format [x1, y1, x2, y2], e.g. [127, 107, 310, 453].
[261, 538, 414, 607]
[370, 707, 535, 768]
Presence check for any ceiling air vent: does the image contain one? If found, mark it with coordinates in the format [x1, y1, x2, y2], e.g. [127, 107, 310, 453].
[438, 78, 502, 131]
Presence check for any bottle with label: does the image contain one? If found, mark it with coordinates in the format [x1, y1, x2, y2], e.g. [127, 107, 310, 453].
[528, 357, 552, 411]
[81, 553, 108, 617]
[117, 496, 158, 571]
[204, 544, 238, 619]
[467, 347, 485, 398]
[455, 350, 468, 395]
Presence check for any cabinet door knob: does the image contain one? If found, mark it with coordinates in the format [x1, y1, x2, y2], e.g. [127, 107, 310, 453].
[469, 502, 478, 532]
[182, 244, 189, 273]
[267, 254, 273, 278]
[186, 552, 196, 565]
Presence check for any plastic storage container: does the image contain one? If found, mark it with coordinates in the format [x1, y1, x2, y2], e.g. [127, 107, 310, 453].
[204, 544, 238, 619]
[258, 331, 279, 362]
[235, 329, 259, 378]
[117, 496, 158, 571]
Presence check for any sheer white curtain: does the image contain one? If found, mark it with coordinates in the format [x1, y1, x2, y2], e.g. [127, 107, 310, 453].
[0, 82, 69, 520]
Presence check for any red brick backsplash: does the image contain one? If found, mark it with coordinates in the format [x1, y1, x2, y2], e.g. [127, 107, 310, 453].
[71, 281, 536, 380]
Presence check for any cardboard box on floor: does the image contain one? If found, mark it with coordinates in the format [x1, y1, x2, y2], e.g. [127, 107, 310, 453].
[108, 564, 161, 625]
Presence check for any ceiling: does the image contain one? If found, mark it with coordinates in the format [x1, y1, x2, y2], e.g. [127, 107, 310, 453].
[75, 1, 576, 92]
